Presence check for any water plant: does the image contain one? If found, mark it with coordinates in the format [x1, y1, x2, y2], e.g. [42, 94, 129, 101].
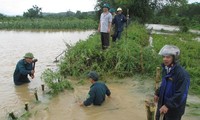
[41, 68, 74, 95]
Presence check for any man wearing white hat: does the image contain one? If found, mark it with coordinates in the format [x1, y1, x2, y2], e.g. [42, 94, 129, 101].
[112, 7, 127, 42]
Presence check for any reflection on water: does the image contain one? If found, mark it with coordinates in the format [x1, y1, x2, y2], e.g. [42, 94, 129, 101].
[0, 30, 94, 119]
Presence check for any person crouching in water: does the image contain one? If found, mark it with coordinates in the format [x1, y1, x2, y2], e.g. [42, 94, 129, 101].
[13, 52, 36, 85]
[154, 45, 190, 120]
[80, 71, 111, 106]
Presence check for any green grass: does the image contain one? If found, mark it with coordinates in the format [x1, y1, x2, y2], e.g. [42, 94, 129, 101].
[57, 22, 200, 95]
[0, 17, 97, 30]
[59, 22, 160, 78]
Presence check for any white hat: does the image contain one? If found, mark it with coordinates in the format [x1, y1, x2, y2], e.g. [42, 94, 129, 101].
[117, 7, 122, 11]
[159, 45, 180, 56]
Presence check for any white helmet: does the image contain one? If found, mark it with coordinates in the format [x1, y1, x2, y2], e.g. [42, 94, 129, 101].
[159, 45, 180, 62]
[117, 7, 122, 11]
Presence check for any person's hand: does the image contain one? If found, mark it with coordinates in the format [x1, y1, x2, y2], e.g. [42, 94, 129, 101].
[31, 75, 34, 79]
[154, 95, 159, 103]
[107, 29, 110, 33]
[79, 102, 84, 107]
[31, 70, 35, 74]
[159, 105, 168, 114]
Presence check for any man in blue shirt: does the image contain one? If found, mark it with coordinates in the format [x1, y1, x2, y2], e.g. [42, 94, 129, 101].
[80, 71, 111, 106]
[112, 7, 127, 42]
[154, 45, 190, 120]
[13, 52, 35, 85]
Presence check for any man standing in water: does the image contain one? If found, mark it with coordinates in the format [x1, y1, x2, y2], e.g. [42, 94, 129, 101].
[98, 3, 112, 50]
[80, 71, 111, 106]
[112, 7, 127, 42]
[13, 52, 36, 85]
[154, 45, 190, 120]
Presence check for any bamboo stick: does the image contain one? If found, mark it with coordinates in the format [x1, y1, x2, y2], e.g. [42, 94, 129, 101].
[24, 102, 29, 111]
[9, 112, 17, 119]
[155, 67, 161, 91]
[41, 84, 44, 91]
[34, 89, 39, 101]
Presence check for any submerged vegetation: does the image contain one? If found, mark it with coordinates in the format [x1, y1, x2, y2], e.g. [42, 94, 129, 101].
[41, 69, 74, 95]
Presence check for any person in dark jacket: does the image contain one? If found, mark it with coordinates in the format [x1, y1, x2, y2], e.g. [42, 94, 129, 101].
[112, 7, 127, 42]
[13, 52, 35, 85]
[154, 45, 190, 120]
[80, 71, 111, 106]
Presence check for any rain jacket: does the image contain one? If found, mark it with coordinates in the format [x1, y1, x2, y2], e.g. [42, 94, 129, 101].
[13, 59, 33, 85]
[155, 64, 190, 119]
[112, 14, 127, 32]
[84, 82, 111, 106]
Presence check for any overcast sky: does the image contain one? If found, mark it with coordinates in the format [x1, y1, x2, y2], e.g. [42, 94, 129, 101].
[0, 0, 199, 16]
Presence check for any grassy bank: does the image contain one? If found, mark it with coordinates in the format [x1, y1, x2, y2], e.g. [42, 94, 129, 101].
[0, 18, 97, 30]
[59, 23, 160, 78]
[57, 22, 200, 95]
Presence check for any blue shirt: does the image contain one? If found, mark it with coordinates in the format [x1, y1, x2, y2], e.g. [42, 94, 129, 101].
[112, 14, 127, 32]
[13, 59, 33, 85]
[84, 82, 111, 106]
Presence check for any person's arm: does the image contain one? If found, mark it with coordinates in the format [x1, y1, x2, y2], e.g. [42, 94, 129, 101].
[105, 84, 111, 97]
[123, 15, 127, 22]
[83, 88, 95, 106]
[18, 61, 32, 75]
[107, 14, 112, 33]
[98, 14, 101, 32]
[98, 22, 101, 32]
[164, 71, 190, 109]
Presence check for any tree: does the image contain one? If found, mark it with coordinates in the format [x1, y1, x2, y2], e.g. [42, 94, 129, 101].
[23, 5, 42, 18]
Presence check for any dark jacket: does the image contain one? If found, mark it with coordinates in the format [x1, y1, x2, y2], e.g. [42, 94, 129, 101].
[112, 14, 127, 32]
[84, 82, 111, 106]
[13, 59, 33, 85]
[156, 64, 190, 118]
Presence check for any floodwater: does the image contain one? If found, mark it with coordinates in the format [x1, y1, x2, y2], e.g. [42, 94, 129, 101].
[0, 30, 200, 120]
[0, 30, 94, 119]
[146, 24, 200, 35]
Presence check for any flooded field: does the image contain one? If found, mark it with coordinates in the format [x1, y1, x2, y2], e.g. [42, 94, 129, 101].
[0, 30, 199, 120]
[0, 30, 94, 119]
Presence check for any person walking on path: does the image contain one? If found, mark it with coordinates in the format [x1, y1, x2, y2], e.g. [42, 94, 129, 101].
[13, 52, 36, 85]
[98, 3, 112, 50]
[80, 71, 111, 106]
[154, 45, 190, 120]
[112, 7, 127, 42]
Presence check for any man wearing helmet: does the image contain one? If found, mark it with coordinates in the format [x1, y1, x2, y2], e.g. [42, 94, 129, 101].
[80, 71, 111, 106]
[154, 45, 190, 120]
[112, 7, 127, 42]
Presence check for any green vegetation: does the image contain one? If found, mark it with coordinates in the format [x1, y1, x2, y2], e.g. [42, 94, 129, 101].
[58, 22, 200, 95]
[0, 17, 97, 30]
[59, 23, 160, 79]
[41, 69, 74, 95]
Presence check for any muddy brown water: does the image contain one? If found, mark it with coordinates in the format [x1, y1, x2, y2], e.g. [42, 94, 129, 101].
[0, 30, 94, 119]
[0, 30, 200, 120]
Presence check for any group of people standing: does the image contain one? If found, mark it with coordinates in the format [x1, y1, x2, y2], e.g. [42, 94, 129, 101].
[98, 3, 128, 50]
